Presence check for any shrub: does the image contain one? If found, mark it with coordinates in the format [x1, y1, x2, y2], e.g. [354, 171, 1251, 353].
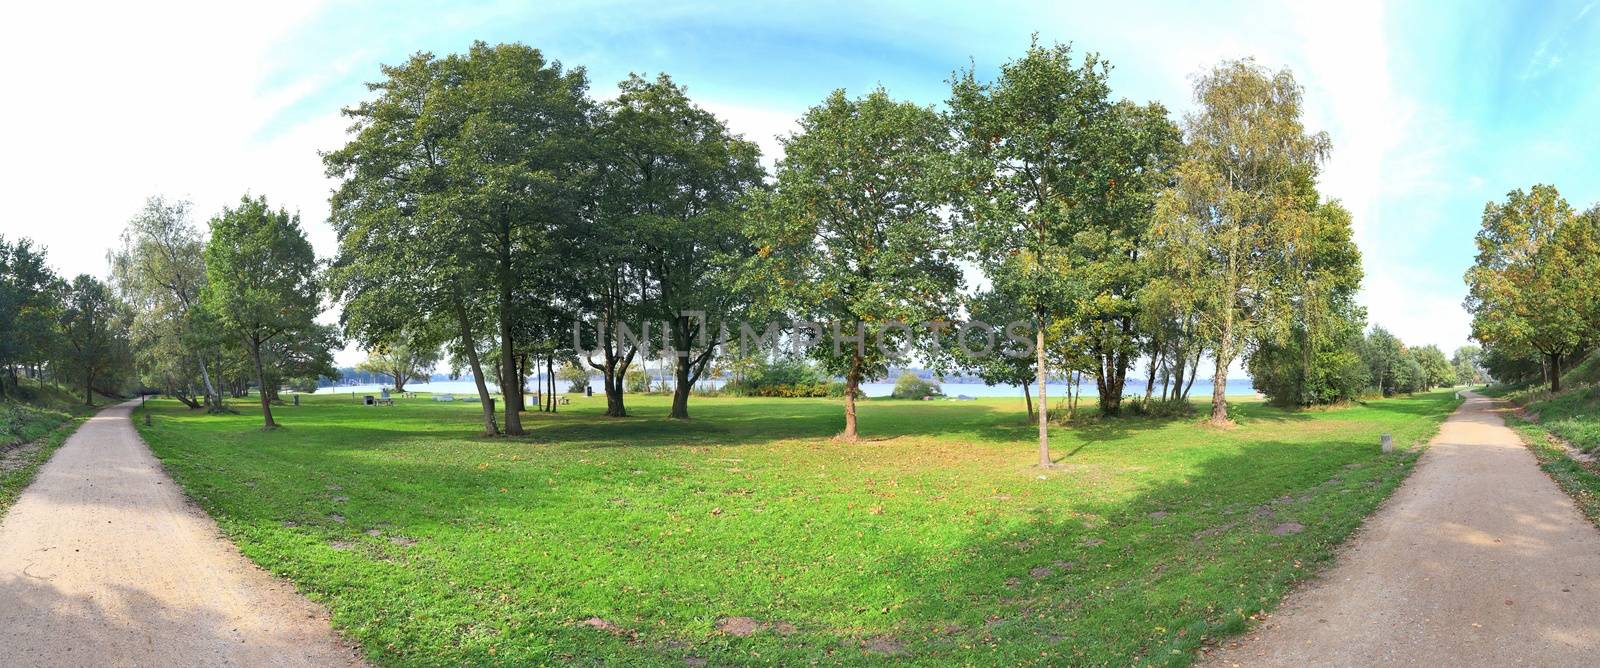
[890, 372, 941, 400]
[624, 368, 652, 393]
[1123, 397, 1196, 418]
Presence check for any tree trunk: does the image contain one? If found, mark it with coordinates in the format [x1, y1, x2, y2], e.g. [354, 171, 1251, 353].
[1210, 334, 1231, 425]
[546, 355, 556, 413]
[497, 227, 523, 435]
[83, 371, 94, 406]
[670, 357, 692, 419]
[1550, 352, 1563, 392]
[453, 297, 498, 436]
[1184, 350, 1200, 400]
[1036, 324, 1050, 467]
[839, 352, 864, 442]
[249, 340, 276, 429]
[1022, 381, 1034, 422]
[1145, 349, 1159, 401]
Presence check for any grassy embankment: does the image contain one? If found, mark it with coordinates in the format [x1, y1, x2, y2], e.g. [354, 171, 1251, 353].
[1492, 353, 1600, 526]
[137, 389, 1459, 666]
[1, 379, 116, 513]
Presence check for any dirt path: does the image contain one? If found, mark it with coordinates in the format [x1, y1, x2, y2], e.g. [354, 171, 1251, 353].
[0, 401, 363, 667]
[1202, 391, 1600, 666]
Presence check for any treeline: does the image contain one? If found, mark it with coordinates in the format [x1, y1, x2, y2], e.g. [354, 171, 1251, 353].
[0, 237, 132, 404]
[109, 196, 336, 427]
[62, 39, 1457, 458]
[1465, 185, 1600, 391]
[316, 38, 1390, 459]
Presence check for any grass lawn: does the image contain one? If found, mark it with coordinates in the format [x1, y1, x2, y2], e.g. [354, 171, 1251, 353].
[137, 389, 1459, 666]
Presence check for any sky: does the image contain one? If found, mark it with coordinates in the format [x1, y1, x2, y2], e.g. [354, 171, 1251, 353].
[3, 0, 1597, 368]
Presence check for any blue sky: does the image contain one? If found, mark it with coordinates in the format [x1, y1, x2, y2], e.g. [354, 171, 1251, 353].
[4, 0, 1597, 364]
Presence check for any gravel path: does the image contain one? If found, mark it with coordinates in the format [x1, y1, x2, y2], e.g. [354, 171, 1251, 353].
[1202, 391, 1600, 666]
[0, 401, 364, 667]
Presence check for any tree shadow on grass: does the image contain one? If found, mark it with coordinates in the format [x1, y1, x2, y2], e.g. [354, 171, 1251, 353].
[864, 437, 1424, 666]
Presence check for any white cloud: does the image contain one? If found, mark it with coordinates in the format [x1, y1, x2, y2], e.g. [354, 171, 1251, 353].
[0, 0, 333, 278]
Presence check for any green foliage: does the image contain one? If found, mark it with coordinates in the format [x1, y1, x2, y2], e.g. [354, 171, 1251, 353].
[598, 73, 766, 419]
[624, 367, 652, 394]
[748, 87, 958, 438]
[1154, 59, 1331, 423]
[556, 363, 590, 393]
[950, 39, 1180, 419]
[0, 236, 63, 398]
[136, 390, 1459, 666]
[110, 197, 223, 409]
[203, 195, 328, 427]
[1465, 188, 1599, 392]
[1122, 396, 1198, 418]
[355, 342, 440, 392]
[1411, 345, 1456, 388]
[1451, 345, 1485, 385]
[1247, 200, 1368, 406]
[890, 372, 942, 400]
[722, 356, 847, 398]
[56, 275, 132, 404]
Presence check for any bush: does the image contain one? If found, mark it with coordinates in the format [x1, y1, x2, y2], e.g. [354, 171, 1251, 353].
[724, 381, 844, 398]
[624, 368, 652, 393]
[557, 363, 591, 393]
[890, 372, 942, 400]
[1123, 397, 1196, 418]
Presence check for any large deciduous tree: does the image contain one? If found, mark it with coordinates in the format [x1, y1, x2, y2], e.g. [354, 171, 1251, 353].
[356, 340, 441, 392]
[751, 88, 959, 442]
[0, 236, 61, 397]
[325, 50, 503, 436]
[949, 40, 1173, 460]
[595, 73, 764, 419]
[1246, 199, 1368, 406]
[1464, 185, 1591, 392]
[203, 195, 326, 429]
[109, 196, 225, 410]
[57, 275, 130, 405]
[1155, 59, 1329, 424]
[327, 42, 590, 435]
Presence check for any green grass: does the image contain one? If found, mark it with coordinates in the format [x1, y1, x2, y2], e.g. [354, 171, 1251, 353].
[136, 389, 1459, 666]
[1, 379, 116, 514]
[1505, 413, 1600, 526]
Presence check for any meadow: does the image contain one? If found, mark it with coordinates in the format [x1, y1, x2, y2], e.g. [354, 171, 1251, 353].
[136, 390, 1459, 666]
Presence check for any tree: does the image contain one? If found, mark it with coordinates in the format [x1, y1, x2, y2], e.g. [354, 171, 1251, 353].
[594, 73, 764, 419]
[326, 43, 589, 435]
[1359, 327, 1406, 396]
[1452, 345, 1485, 385]
[325, 50, 501, 435]
[1464, 186, 1590, 392]
[356, 340, 440, 392]
[1412, 345, 1456, 389]
[948, 40, 1138, 462]
[954, 289, 1040, 420]
[1155, 59, 1329, 424]
[203, 195, 327, 429]
[1247, 200, 1367, 406]
[445, 42, 592, 434]
[0, 236, 61, 397]
[750, 88, 959, 442]
[556, 362, 590, 393]
[109, 196, 227, 410]
[57, 275, 130, 405]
